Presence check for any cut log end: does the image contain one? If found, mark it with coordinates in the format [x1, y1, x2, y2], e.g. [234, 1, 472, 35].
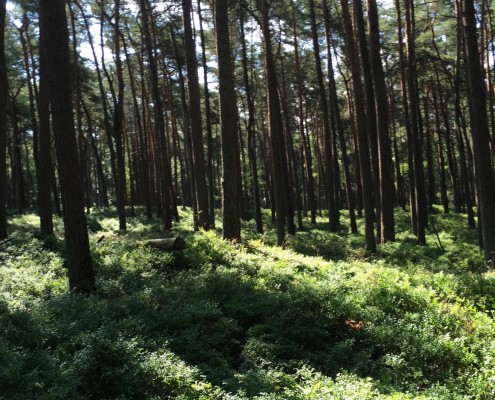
[143, 237, 186, 251]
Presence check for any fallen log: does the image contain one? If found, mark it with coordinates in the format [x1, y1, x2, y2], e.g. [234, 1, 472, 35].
[142, 237, 186, 251]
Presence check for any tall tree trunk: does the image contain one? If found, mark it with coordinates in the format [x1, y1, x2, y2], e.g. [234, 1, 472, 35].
[0, 0, 7, 239]
[240, 3, 263, 233]
[82, 99, 109, 208]
[340, 0, 376, 252]
[291, 0, 317, 225]
[404, 0, 427, 245]
[423, 90, 437, 209]
[170, 26, 197, 222]
[39, 0, 94, 291]
[432, 86, 449, 213]
[260, 0, 291, 245]
[215, 0, 242, 241]
[395, 0, 417, 235]
[73, 0, 115, 210]
[323, 0, 357, 234]
[111, 0, 127, 230]
[140, 0, 173, 230]
[197, 0, 216, 228]
[36, 6, 54, 235]
[354, 0, 381, 240]
[122, 29, 152, 218]
[69, 5, 91, 214]
[182, 0, 210, 230]
[462, 0, 495, 263]
[367, 0, 395, 242]
[308, 0, 338, 232]
[10, 100, 26, 213]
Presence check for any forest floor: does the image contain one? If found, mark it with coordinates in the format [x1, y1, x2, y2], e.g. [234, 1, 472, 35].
[1, 207, 495, 399]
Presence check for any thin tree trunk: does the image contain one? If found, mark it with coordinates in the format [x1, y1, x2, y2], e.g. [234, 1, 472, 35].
[240, 3, 263, 233]
[423, 90, 437, 210]
[36, 7, 54, 235]
[10, 100, 26, 213]
[197, 0, 216, 228]
[292, 0, 316, 225]
[111, 0, 127, 230]
[122, 28, 152, 218]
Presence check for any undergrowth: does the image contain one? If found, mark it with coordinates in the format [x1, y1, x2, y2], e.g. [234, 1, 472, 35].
[1, 207, 494, 399]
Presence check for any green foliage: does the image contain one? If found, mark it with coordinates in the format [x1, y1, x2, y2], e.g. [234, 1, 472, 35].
[1, 208, 495, 398]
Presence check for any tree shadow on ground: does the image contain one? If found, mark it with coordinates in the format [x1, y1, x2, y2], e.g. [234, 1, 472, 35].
[2, 209, 490, 398]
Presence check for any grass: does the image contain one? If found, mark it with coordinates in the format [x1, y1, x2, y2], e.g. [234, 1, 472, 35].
[1, 206, 495, 399]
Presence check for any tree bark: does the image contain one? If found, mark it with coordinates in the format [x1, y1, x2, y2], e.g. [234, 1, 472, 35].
[308, 0, 338, 232]
[182, 0, 210, 230]
[215, 0, 242, 241]
[291, 0, 317, 225]
[111, 0, 127, 230]
[367, 0, 395, 242]
[404, 0, 427, 245]
[140, 0, 173, 230]
[39, 0, 94, 292]
[462, 0, 495, 263]
[340, 0, 376, 252]
[36, 5, 54, 235]
[260, 0, 291, 246]
[197, 0, 216, 228]
[240, 3, 263, 233]
[0, 0, 7, 239]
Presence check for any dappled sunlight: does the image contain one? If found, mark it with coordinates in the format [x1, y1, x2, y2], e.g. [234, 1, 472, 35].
[1, 208, 495, 398]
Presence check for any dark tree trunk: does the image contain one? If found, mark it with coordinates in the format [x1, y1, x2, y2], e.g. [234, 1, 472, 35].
[69, 5, 92, 214]
[0, 0, 7, 239]
[291, 0, 317, 225]
[240, 4, 263, 233]
[39, 0, 94, 292]
[432, 87, 450, 213]
[36, 7, 54, 235]
[396, 0, 417, 235]
[323, 0, 357, 234]
[215, 0, 242, 241]
[260, 0, 292, 246]
[354, 0, 381, 240]
[423, 91, 437, 210]
[122, 30, 152, 218]
[197, 0, 216, 228]
[462, 0, 495, 263]
[140, 0, 173, 230]
[182, 0, 210, 230]
[367, 0, 395, 242]
[405, 0, 427, 245]
[341, 0, 376, 252]
[308, 0, 338, 232]
[111, 0, 127, 231]
[10, 100, 26, 213]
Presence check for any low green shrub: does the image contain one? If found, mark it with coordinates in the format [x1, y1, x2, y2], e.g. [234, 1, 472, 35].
[1, 208, 495, 398]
